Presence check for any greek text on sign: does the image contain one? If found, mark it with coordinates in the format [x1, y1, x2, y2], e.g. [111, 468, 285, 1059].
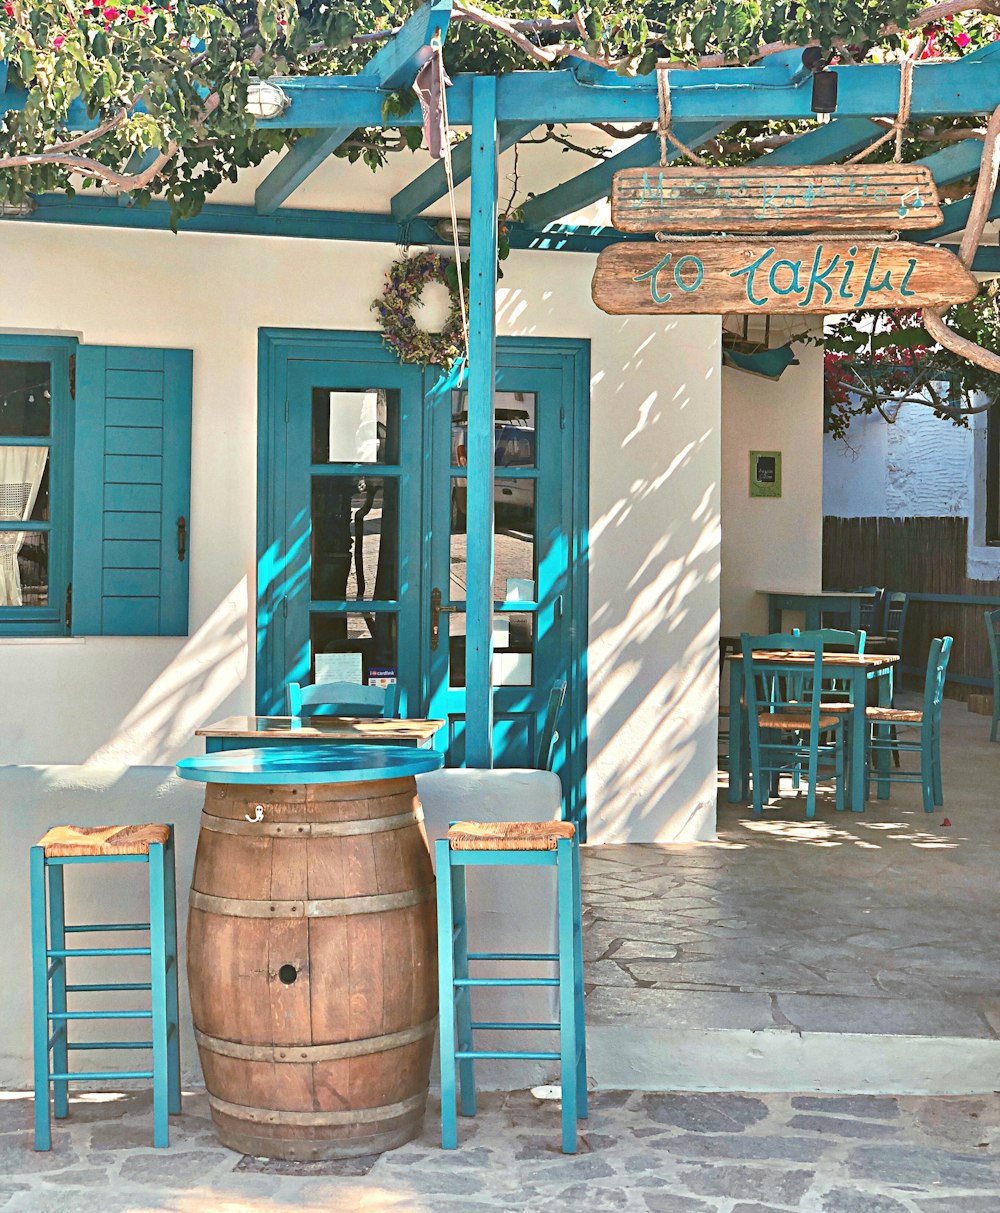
[611, 165, 944, 233]
[591, 239, 977, 315]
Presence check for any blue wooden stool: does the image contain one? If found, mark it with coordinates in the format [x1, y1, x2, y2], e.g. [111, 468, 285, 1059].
[31, 823, 181, 1150]
[436, 819, 587, 1154]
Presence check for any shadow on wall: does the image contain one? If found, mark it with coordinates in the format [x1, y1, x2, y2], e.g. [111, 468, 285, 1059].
[587, 323, 721, 843]
[85, 577, 250, 766]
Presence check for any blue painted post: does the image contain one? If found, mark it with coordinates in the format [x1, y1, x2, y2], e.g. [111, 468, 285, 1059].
[556, 836, 578, 1153]
[147, 844, 169, 1147]
[163, 827, 182, 1115]
[570, 834, 588, 1121]
[465, 75, 499, 769]
[47, 864, 69, 1119]
[31, 845, 52, 1150]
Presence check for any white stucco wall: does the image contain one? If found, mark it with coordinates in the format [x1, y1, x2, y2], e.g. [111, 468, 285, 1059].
[823, 400, 972, 519]
[719, 346, 826, 635]
[0, 212, 723, 1084]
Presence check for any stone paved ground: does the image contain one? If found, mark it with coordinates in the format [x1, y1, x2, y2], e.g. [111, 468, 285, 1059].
[1, 1087, 998, 1212]
[585, 697, 1000, 1050]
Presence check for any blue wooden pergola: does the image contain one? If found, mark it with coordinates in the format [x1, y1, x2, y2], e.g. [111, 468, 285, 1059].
[6, 2, 1000, 767]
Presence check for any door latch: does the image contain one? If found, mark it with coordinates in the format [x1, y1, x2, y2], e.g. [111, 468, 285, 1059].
[430, 587, 457, 650]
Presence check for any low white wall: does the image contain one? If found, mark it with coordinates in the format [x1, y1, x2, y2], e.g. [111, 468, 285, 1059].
[720, 347, 825, 635]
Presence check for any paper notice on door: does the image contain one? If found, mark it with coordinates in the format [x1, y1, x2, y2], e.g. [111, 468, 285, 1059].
[315, 652, 363, 684]
[505, 578, 535, 603]
[494, 652, 532, 686]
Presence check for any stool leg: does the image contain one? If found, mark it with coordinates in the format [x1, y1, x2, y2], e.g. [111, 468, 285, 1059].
[570, 836, 588, 1121]
[556, 837, 578, 1154]
[148, 843, 170, 1148]
[163, 827, 182, 1115]
[452, 861, 476, 1118]
[435, 840, 459, 1150]
[47, 863, 69, 1120]
[30, 846, 52, 1151]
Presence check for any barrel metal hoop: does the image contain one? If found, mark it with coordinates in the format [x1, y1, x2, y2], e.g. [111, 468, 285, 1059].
[208, 1090, 426, 1126]
[199, 807, 424, 838]
[188, 884, 434, 919]
[195, 1018, 436, 1063]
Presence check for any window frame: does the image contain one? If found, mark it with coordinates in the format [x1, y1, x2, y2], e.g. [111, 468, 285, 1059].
[987, 402, 1000, 547]
[0, 336, 76, 636]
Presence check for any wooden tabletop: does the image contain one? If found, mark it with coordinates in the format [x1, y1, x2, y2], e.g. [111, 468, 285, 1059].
[177, 744, 444, 785]
[196, 715, 445, 742]
[760, 589, 874, 599]
[726, 651, 899, 668]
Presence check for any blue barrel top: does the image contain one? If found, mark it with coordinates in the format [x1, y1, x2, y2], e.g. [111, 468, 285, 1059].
[176, 743, 444, 785]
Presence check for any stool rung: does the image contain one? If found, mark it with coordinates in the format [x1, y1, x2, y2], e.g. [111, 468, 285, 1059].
[65, 983, 153, 994]
[455, 1050, 560, 1061]
[49, 1010, 152, 1021]
[454, 978, 559, 988]
[471, 1021, 560, 1031]
[47, 1070, 154, 1082]
[47, 947, 152, 958]
[65, 923, 150, 934]
[467, 952, 558, 962]
[67, 1041, 153, 1051]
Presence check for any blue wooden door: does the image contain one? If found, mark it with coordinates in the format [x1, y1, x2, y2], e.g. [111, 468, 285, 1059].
[259, 338, 425, 714]
[424, 348, 576, 780]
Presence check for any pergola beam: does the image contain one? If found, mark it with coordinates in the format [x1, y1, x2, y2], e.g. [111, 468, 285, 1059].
[255, 0, 453, 215]
[754, 118, 884, 165]
[249, 53, 1000, 131]
[390, 121, 535, 224]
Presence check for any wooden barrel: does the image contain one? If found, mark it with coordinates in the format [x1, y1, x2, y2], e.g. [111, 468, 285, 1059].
[187, 775, 437, 1160]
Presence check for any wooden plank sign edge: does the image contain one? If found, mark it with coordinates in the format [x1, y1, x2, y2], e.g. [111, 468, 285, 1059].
[591, 238, 978, 315]
[611, 164, 944, 233]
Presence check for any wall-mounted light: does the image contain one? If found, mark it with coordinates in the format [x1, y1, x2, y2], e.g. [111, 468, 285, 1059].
[433, 217, 472, 245]
[0, 197, 37, 218]
[245, 79, 290, 121]
[811, 70, 839, 119]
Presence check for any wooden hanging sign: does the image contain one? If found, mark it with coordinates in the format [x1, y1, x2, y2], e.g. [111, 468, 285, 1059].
[611, 165, 944, 233]
[591, 238, 977, 315]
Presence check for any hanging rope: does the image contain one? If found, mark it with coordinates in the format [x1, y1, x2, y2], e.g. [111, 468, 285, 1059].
[433, 32, 470, 363]
[846, 52, 916, 164]
[656, 68, 710, 167]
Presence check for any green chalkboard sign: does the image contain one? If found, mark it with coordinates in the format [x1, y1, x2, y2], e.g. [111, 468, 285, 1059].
[749, 451, 782, 498]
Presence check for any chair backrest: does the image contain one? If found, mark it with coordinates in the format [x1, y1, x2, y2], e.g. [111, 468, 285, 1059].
[285, 680, 400, 718]
[792, 627, 866, 654]
[856, 587, 886, 632]
[536, 679, 567, 771]
[985, 609, 1000, 691]
[883, 592, 909, 649]
[921, 636, 953, 729]
[740, 631, 825, 731]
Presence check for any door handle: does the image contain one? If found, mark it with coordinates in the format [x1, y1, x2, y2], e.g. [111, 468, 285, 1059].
[430, 587, 457, 650]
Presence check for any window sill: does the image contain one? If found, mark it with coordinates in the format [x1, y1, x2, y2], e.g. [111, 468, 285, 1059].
[0, 637, 86, 645]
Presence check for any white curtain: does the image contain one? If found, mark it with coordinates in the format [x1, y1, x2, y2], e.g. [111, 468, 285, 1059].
[0, 445, 48, 606]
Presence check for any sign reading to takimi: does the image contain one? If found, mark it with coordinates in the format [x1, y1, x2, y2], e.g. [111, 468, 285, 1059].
[591, 239, 978, 315]
[611, 165, 944, 233]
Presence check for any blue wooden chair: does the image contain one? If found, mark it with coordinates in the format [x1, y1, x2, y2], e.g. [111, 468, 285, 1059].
[866, 591, 909, 659]
[741, 632, 849, 817]
[866, 636, 952, 812]
[285, 679, 399, 718]
[435, 819, 586, 1154]
[985, 609, 1000, 743]
[537, 679, 567, 773]
[31, 823, 181, 1150]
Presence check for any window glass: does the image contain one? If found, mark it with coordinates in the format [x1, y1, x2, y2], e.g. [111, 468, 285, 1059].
[0, 361, 51, 438]
[310, 612, 398, 684]
[312, 388, 400, 465]
[450, 479, 535, 604]
[311, 475, 398, 601]
[447, 611, 533, 688]
[0, 530, 48, 606]
[451, 390, 536, 469]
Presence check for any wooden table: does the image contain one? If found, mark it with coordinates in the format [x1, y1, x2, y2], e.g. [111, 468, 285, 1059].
[727, 651, 899, 813]
[196, 715, 445, 753]
[764, 589, 874, 633]
[176, 743, 444, 1160]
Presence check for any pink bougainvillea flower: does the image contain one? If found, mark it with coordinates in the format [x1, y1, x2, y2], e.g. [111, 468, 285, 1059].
[52, 33, 65, 47]
[126, 6, 135, 15]
[103, 4, 119, 17]
[955, 31, 971, 47]
[3, 1, 14, 15]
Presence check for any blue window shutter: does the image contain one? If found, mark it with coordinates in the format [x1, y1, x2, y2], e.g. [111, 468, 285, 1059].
[72, 345, 193, 636]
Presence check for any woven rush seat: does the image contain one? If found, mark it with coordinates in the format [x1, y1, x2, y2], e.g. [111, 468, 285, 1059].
[866, 706, 923, 723]
[757, 711, 840, 730]
[447, 820, 576, 851]
[36, 824, 172, 858]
